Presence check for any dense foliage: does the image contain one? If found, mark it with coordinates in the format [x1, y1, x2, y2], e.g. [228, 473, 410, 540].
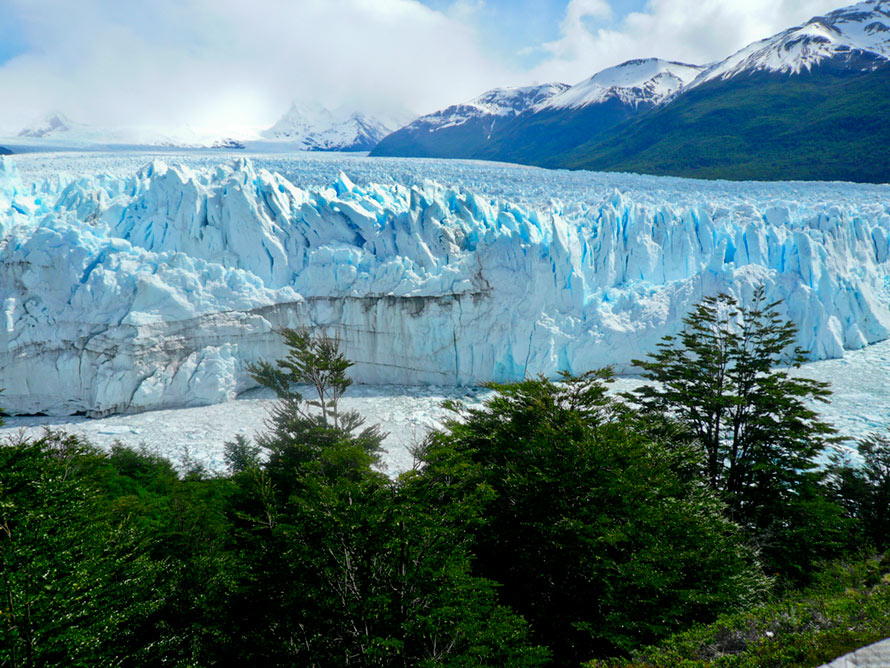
[416, 371, 766, 664]
[628, 289, 850, 582]
[1, 302, 888, 666]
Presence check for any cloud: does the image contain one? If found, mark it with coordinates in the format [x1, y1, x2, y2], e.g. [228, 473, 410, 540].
[529, 0, 845, 85]
[0, 0, 857, 133]
[0, 0, 511, 133]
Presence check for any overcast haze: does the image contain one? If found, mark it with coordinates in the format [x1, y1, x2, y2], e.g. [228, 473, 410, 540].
[0, 0, 846, 134]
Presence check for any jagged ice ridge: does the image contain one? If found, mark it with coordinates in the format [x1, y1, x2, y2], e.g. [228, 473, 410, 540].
[1, 155, 889, 416]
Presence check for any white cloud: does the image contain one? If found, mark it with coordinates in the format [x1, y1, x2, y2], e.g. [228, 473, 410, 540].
[529, 0, 845, 86]
[0, 0, 511, 133]
[0, 0, 856, 134]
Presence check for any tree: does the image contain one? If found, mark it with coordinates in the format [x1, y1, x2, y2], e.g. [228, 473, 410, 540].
[230, 327, 548, 666]
[629, 288, 836, 526]
[249, 327, 356, 430]
[101, 444, 239, 667]
[828, 434, 890, 552]
[247, 327, 385, 480]
[0, 432, 159, 667]
[627, 288, 851, 581]
[415, 372, 767, 663]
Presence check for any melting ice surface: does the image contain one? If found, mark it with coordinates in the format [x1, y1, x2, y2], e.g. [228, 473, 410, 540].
[1, 151, 890, 425]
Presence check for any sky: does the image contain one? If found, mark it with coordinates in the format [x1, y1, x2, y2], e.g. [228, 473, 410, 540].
[0, 0, 847, 135]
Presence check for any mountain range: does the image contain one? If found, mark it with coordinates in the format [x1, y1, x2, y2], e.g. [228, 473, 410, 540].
[9, 105, 408, 153]
[372, 60, 709, 164]
[5, 0, 888, 180]
[12, 112, 246, 148]
[372, 0, 890, 183]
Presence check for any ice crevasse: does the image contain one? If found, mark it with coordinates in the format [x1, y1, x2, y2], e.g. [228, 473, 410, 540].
[1, 155, 889, 416]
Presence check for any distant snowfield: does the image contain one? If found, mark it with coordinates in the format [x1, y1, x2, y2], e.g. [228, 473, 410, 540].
[3, 337, 889, 475]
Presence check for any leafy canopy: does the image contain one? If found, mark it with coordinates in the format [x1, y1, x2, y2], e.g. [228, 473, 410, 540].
[417, 371, 767, 664]
[629, 287, 836, 526]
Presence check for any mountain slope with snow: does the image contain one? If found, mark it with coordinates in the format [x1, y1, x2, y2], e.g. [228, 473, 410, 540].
[17, 112, 78, 138]
[2, 154, 889, 416]
[688, 0, 890, 89]
[11, 112, 251, 149]
[400, 83, 570, 130]
[540, 59, 703, 109]
[375, 1, 890, 181]
[564, 0, 890, 182]
[372, 60, 706, 163]
[370, 83, 569, 159]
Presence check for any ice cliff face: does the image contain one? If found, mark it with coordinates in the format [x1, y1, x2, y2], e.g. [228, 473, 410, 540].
[2, 155, 890, 416]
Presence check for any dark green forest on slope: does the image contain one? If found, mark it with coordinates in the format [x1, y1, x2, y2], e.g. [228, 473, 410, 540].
[2, 292, 890, 667]
[562, 65, 890, 183]
[370, 99, 642, 165]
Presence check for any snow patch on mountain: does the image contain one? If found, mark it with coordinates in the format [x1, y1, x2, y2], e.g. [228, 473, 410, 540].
[541, 59, 704, 109]
[465, 83, 572, 115]
[2, 154, 890, 417]
[396, 83, 569, 134]
[689, 0, 890, 88]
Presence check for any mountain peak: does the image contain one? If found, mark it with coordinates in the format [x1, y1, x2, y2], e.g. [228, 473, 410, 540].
[393, 82, 569, 137]
[689, 0, 890, 88]
[262, 103, 398, 151]
[467, 83, 571, 115]
[540, 58, 704, 110]
[18, 112, 78, 138]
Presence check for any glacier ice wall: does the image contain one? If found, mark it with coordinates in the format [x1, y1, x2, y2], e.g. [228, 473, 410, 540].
[2, 155, 889, 416]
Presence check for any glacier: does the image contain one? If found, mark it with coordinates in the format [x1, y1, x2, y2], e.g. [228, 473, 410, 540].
[1, 153, 890, 417]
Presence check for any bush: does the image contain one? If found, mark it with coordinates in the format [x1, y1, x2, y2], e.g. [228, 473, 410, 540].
[592, 555, 890, 668]
[415, 372, 767, 664]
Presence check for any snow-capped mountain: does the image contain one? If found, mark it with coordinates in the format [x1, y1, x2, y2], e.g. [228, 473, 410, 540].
[371, 83, 577, 160]
[540, 59, 704, 109]
[262, 103, 400, 151]
[398, 83, 570, 135]
[688, 0, 890, 89]
[565, 0, 890, 181]
[467, 83, 572, 114]
[370, 65, 705, 164]
[16, 112, 161, 144]
[377, 0, 890, 181]
[17, 112, 78, 138]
